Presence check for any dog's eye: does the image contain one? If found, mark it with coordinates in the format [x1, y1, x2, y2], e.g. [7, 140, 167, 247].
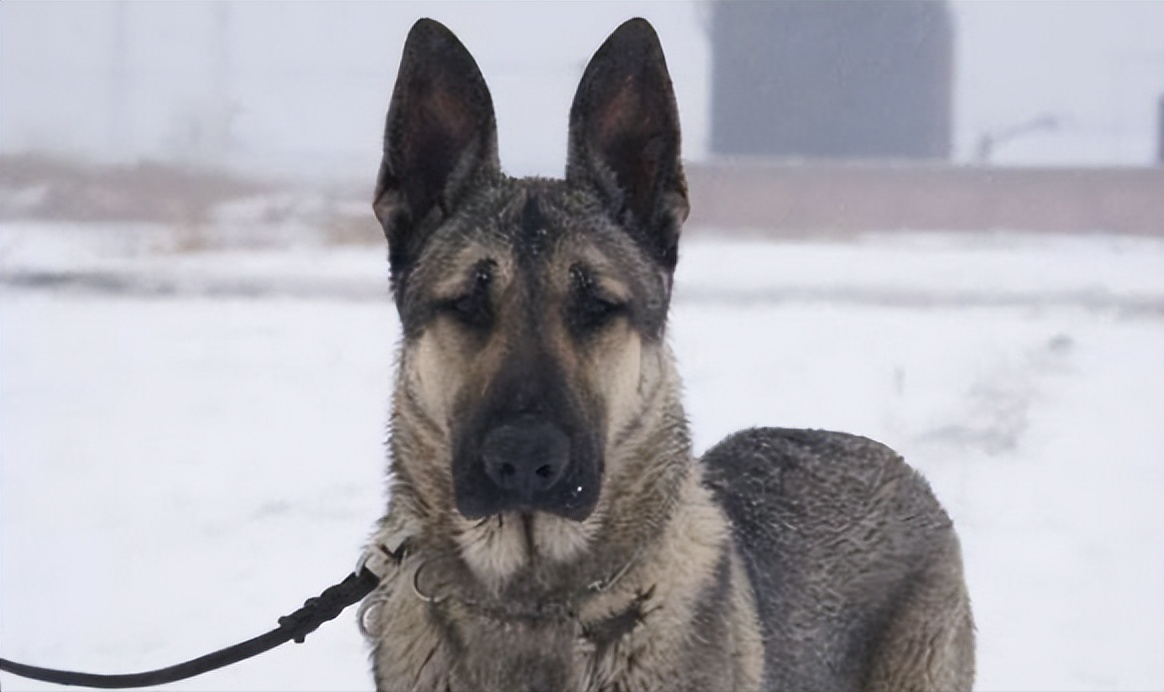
[448, 292, 490, 327]
[575, 293, 623, 328]
[568, 266, 625, 335]
[441, 263, 493, 330]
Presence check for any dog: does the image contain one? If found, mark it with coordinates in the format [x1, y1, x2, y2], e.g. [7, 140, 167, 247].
[358, 17, 974, 692]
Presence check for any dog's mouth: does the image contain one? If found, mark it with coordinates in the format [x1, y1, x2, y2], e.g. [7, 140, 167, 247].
[519, 512, 536, 557]
[458, 508, 597, 579]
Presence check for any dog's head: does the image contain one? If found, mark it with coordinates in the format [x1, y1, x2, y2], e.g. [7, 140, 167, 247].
[374, 18, 687, 574]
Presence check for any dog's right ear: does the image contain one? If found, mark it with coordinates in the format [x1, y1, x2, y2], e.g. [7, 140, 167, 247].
[566, 18, 688, 273]
[374, 19, 499, 282]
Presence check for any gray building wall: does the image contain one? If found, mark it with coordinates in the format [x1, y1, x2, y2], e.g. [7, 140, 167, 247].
[710, 0, 954, 160]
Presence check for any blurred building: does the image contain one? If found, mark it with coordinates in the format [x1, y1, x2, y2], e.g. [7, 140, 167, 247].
[709, 0, 954, 160]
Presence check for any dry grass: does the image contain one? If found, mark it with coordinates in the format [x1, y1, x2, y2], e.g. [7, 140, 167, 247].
[0, 153, 269, 225]
[0, 153, 388, 249]
[319, 212, 382, 246]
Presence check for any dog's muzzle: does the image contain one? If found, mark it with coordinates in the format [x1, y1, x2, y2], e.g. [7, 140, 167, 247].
[454, 418, 598, 521]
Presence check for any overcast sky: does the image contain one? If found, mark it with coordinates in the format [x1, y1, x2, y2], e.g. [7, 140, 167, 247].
[2, 1, 1162, 179]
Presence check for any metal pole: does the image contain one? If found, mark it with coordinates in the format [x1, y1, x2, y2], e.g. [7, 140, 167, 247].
[109, 1, 129, 160]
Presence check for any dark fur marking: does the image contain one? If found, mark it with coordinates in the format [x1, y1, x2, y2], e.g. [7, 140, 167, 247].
[581, 584, 655, 658]
[519, 192, 550, 257]
[684, 544, 735, 662]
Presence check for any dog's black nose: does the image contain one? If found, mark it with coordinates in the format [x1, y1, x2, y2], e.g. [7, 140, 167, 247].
[481, 422, 570, 503]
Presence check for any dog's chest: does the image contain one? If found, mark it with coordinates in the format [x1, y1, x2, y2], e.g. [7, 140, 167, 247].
[443, 588, 653, 691]
[371, 578, 653, 692]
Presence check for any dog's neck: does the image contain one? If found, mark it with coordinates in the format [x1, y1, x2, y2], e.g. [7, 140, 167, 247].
[371, 473, 670, 623]
[402, 542, 650, 634]
[362, 460, 741, 692]
[359, 514, 659, 687]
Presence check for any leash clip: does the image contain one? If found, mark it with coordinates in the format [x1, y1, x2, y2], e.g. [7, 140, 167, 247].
[356, 537, 408, 581]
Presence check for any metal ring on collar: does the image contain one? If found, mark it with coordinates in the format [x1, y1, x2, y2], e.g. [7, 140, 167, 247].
[411, 559, 446, 604]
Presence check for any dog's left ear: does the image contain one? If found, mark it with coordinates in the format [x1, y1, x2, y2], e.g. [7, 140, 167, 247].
[566, 18, 688, 271]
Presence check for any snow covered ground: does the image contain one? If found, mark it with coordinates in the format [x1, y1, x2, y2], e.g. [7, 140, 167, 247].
[1, 223, 1162, 690]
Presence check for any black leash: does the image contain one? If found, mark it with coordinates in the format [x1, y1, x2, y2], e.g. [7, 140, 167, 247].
[0, 567, 380, 689]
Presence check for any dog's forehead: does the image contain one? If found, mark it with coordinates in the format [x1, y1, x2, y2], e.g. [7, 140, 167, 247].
[427, 180, 644, 284]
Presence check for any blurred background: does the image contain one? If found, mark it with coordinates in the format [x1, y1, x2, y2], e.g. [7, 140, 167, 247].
[2, 2, 1162, 691]
[3, 1, 1163, 173]
[2, 1, 1162, 237]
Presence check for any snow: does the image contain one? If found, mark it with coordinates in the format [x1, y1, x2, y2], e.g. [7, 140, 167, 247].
[2, 224, 1163, 690]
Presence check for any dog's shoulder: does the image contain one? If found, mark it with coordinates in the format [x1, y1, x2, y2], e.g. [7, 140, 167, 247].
[701, 427, 963, 688]
[702, 426, 950, 536]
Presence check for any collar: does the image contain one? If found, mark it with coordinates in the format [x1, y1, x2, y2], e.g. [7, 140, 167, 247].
[361, 535, 650, 647]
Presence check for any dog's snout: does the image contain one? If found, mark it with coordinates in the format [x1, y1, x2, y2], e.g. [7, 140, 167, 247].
[482, 422, 570, 501]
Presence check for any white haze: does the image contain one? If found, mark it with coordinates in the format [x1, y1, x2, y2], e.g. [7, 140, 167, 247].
[1, 1, 1162, 178]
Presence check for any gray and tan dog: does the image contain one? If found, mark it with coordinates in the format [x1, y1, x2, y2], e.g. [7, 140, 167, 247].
[359, 17, 974, 692]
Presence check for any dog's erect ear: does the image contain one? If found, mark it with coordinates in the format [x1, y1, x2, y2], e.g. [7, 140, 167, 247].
[566, 18, 688, 271]
[374, 19, 499, 281]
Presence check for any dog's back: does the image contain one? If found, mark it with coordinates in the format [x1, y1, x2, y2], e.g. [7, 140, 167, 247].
[703, 429, 975, 691]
